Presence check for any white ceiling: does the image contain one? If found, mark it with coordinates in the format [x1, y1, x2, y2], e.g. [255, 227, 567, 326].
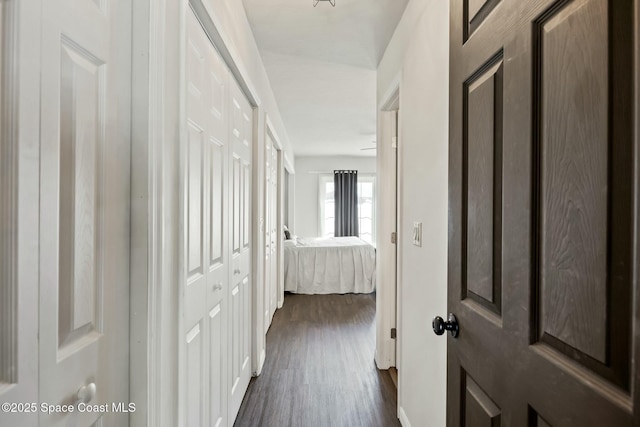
[242, 0, 408, 157]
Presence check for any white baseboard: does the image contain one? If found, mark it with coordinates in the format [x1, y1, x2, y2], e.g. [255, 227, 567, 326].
[398, 406, 411, 427]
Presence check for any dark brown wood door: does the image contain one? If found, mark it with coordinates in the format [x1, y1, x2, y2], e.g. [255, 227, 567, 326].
[448, 0, 640, 425]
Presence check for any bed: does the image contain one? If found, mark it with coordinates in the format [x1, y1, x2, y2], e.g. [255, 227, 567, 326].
[284, 236, 376, 294]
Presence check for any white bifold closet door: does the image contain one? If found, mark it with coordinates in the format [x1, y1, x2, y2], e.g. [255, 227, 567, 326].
[268, 136, 278, 321]
[264, 136, 278, 330]
[228, 63, 253, 423]
[184, 9, 252, 427]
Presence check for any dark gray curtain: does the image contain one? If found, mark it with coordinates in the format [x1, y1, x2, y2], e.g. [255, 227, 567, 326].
[334, 170, 359, 237]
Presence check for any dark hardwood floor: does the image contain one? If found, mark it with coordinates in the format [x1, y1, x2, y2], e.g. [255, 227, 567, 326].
[234, 293, 401, 427]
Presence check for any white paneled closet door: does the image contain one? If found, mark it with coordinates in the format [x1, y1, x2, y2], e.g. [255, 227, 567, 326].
[268, 137, 278, 321]
[38, 0, 132, 425]
[228, 77, 253, 423]
[264, 135, 278, 332]
[184, 10, 230, 427]
[264, 137, 272, 330]
[184, 9, 253, 426]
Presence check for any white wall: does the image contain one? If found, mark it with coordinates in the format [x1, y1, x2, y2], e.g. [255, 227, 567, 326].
[293, 156, 376, 238]
[377, 1, 449, 426]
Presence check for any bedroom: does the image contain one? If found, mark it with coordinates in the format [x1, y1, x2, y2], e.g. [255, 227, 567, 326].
[285, 156, 378, 295]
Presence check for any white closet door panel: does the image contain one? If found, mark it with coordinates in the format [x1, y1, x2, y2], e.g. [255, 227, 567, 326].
[185, 16, 207, 329]
[185, 10, 230, 427]
[228, 79, 252, 423]
[185, 122, 207, 329]
[200, 17, 229, 426]
[39, 0, 130, 425]
[207, 139, 227, 310]
[264, 138, 272, 328]
[203, 20, 228, 313]
[270, 146, 278, 320]
[232, 155, 242, 255]
[264, 134, 278, 327]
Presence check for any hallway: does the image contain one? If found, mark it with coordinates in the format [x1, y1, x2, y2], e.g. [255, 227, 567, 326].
[234, 294, 400, 427]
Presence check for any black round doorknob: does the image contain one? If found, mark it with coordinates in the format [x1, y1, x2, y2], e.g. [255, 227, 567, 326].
[432, 313, 459, 338]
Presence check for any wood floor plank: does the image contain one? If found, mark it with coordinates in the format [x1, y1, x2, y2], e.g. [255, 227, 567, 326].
[234, 293, 401, 427]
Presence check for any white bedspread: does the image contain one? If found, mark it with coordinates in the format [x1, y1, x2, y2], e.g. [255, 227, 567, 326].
[284, 237, 376, 294]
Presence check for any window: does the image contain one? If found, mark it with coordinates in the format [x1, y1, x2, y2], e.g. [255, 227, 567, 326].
[319, 174, 376, 244]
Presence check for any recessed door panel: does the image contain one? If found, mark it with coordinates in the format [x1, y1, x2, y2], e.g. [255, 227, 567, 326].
[232, 156, 241, 254]
[188, 123, 205, 278]
[463, 371, 501, 427]
[463, 52, 504, 317]
[57, 39, 104, 351]
[534, 0, 620, 373]
[463, 0, 501, 41]
[39, 0, 131, 425]
[228, 78, 252, 422]
[210, 141, 224, 268]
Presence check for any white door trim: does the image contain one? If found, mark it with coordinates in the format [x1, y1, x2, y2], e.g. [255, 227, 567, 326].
[0, 0, 20, 390]
[251, 107, 266, 376]
[276, 149, 285, 309]
[265, 115, 285, 310]
[130, 0, 183, 426]
[0, 2, 40, 425]
[376, 75, 401, 371]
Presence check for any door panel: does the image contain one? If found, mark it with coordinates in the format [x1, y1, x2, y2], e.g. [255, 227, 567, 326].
[265, 137, 272, 327]
[233, 156, 241, 255]
[463, 52, 503, 316]
[536, 0, 609, 364]
[270, 145, 278, 319]
[229, 78, 252, 422]
[264, 135, 279, 327]
[39, 0, 130, 425]
[448, 0, 638, 425]
[243, 163, 251, 250]
[463, 372, 501, 427]
[185, 10, 229, 427]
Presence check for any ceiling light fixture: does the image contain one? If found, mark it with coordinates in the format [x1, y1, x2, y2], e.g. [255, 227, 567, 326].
[313, 0, 335, 6]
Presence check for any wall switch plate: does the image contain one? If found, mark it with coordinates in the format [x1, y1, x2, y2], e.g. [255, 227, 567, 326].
[413, 221, 422, 247]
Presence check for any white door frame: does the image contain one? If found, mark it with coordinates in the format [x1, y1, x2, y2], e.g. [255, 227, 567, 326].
[375, 73, 401, 371]
[265, 115, 285, 311]
[0, 2, 40, 426]
[130, 0, 184, 425]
